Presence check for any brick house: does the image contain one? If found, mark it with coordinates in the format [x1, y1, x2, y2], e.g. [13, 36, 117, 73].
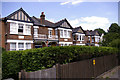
[0, 8, 34, 51]
[0, 8, 101, 51]
[85, 30, 101, 46]
[72, 26, 86, 45]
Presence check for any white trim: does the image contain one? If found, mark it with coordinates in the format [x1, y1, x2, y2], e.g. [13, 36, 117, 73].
[58, 28, 72, 31]
[75, 33, 85, 35]
[7, 20, 33, 25]
[7, 39, 33, 43]
[95, 44, 99, 47]
[59, 42, 72, 44]
[48, 28, 53, 30]
[75, 44, 85, 45]
[8, 40, 33, 51]
[33, 26, 39, 28]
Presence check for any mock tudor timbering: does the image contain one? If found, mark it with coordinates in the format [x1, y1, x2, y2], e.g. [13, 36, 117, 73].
[0, 8, 101, 51]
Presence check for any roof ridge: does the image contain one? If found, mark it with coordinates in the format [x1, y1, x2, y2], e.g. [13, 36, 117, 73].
[45, 20, 55, 24]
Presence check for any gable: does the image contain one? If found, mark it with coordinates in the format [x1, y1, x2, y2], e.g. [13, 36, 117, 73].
[7, 8, 32, 22]
[60, 21, 70, 28]
[77, 28, 84, 33]
[95, 32, 99, 36]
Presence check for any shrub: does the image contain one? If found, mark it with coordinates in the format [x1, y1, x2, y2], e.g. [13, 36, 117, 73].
[2, 46, 118, 79]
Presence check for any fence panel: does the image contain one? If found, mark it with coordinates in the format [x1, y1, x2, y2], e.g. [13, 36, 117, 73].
[19, 54, 118, 79]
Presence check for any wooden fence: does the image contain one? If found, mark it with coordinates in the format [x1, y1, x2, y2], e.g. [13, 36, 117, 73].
[19, 54, 118, 79]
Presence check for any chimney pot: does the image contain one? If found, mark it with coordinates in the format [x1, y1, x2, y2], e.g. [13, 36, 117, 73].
[40, 12, 45, 24]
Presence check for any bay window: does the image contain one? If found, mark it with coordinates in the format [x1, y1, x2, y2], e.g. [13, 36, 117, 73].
[60, 29, 71, 38]
[9, 21, 32, 35]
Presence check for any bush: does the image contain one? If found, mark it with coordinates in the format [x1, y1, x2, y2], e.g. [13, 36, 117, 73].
[2, 46, 118, 79]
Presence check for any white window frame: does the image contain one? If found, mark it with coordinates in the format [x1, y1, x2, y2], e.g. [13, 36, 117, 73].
[26, 43, 31, 49]
[10, 43, 16, 51]
[18, 43, 24, 50]
[7, 20, 33, 35]
[25, 25, 31, 35]
[48, 30, 52, 38]
[7, 40, 33, 51]
[10, 22, 18, 34]
[60, 30, 63, 38]
[59, 28, 71, 38]
[18, 23, 24, 34]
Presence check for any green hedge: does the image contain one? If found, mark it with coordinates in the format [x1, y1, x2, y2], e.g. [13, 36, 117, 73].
[2, 46, 118, 79]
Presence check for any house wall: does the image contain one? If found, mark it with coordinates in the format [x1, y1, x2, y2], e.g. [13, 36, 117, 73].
[6, 22, 33, 40]
[0, 21, 6, 49]
[73, 35, 85, 45]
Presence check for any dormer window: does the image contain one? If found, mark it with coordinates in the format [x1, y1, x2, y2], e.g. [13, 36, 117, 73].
[18, 24, 24, 34]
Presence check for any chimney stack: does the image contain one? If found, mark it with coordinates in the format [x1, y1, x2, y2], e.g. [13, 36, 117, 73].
[40, 12, 45, 24]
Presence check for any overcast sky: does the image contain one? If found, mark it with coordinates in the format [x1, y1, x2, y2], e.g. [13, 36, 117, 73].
[1, 1, 118, 31]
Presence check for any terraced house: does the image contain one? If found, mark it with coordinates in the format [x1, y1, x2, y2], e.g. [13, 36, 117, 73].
[0, 8, 101, 51]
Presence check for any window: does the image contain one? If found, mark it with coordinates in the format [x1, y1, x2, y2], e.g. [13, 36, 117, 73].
[92, 36, 94, 42]
[34, 28, 38, 34]
[73, 35, 75, 40]
[68, 31, 71, 37]
[18, 24, 24, 34]
[18, 43, 24, 50]
[49, 30, 52, 38]
[61, 44, 63, 46]
[55, 30, 58, 35]
[64, 30, 67, 37]
[26, 43, 31, 49]
[82, 36, 84, 41]
[26, 25, 31, 35]
[80, 35, 81, 41]
[60, 30, 63, 37]
[77, 35, 79, 40]
[10, 22, 17, 34]
[10, 43, 16, 51]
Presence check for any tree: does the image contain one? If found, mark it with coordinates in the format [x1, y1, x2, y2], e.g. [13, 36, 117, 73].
[102, 33, 120, 46]
[108, 23, 120, 34]
[109, 39, 120, 49]
[94, 28, 106, 35]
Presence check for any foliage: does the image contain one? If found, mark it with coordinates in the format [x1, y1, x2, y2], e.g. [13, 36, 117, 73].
[2, 51, 23, 79]
[2, 46, 118, 79]
[109, 39, 120, 49]
[102, 33, 120, 46]
[94, 28, 106, 35]
[108, 23, 120, 34]
[102, 23, 120, 46]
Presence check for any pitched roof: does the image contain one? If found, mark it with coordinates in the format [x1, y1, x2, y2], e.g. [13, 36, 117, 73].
[55, 18, 73, 29]
[72, 26, 85, 33]
[31, 16, 43, 26]
[32, 16, 55, 27]
[6, 8, 33, 22]
[85, 30, 100, 36]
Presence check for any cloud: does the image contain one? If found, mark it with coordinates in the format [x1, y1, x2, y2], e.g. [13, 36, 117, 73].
[60, 0, 83, 5]
[71, 0, 83, 5]
[68, 16, 110, 31]
[60, 1, 71, 5]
